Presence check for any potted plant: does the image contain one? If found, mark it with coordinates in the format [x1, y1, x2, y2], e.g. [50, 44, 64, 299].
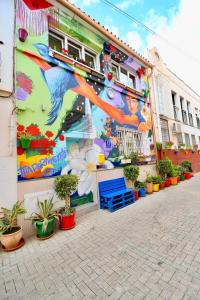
[165, 141, 174, 149]
[159, 177, 165, 189]
[194, 144, 198, 151]
[156, 142, 162, 151]
[129, 151, 139, 165]
[157, 158, 173, 187]
[123, 165, 139, 200]
[54, 174, 79, 230]
[145, 175, 153, 194]
[152, 176, 161, 192]
[0, 201, 26, 251]
[135, 181, 146, 197]
[174, 165, 183, 183]
[30, 198, 58, 240]
[169, 166, 178, 185]
[181, 160, 192, 179]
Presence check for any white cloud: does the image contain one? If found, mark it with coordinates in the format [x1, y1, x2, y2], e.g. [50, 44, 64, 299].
[146, 0, 200, 94]
[116, 0, 141, 10]
[126, 31, 143, 51]
[70, 0, 99, 6]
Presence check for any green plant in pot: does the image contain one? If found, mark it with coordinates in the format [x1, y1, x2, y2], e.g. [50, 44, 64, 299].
[145, 174, 153, 194]
[156, 142, 162, 151]
[174, 165, 183, 182]
[135, 181, 146, 197]
[54, 174, 79, 230]
[30, 198, 58, 240]
[123, 165, 139, 200]
[129, 151, 139, 164]
[0, 201, 26, 251]
[159, 177, 165, 189]
[169, 166, 178, 185]
[157, 158, 173, 179]
[152, 176, 161, 192]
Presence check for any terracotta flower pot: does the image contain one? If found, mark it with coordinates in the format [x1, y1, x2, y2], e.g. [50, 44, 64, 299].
[146, 182, 153, 194]
[153, 183, 159, 192]
[177, 176, 180, 183]
[0, 226, 23, 250]
[170, 177, 177, 185]
[59, 210, 76, 230]
[159, 182, 165, 189]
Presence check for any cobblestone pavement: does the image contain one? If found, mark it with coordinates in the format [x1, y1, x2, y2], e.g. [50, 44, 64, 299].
[2, 174, 200, 300]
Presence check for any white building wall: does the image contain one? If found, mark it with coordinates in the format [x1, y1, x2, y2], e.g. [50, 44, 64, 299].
[149, 48, 200, 147]
[0, 0, 17, 209]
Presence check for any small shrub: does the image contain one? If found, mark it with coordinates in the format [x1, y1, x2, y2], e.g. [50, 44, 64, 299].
[123, 165, 139, 187]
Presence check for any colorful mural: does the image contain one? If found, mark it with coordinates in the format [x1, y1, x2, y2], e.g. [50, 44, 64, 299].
[16, 0, 153, 206]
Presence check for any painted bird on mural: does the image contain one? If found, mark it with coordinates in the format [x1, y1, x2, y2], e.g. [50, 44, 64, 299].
[23, 43, 149, 130]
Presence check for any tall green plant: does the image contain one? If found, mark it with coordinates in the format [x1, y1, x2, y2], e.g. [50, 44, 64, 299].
[123, 165, 139, 187]
[157, 158, 173, 178]
[54, 174, 79, 214]
[0, 201, 26, 235]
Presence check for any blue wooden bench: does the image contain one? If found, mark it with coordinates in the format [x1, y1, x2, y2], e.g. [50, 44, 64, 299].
[99, 177, 135, 212]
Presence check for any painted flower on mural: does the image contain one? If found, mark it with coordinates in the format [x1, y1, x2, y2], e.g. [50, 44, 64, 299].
[61, 143, 113, 196]
[16, 72, 33, 101]
[17, 123, 59, 155]
[45, 130, 54, 138]
[26, 124, 40, 136]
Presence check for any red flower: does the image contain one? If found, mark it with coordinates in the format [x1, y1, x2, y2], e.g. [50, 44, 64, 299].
[38, 138, 50, 148]
[16, 72, 33, 94]
[59, 135, 65, 141]
[17, 147, 24, 155]
[40, 149, 48, 155]
[48, 149, 53, 155]
[49, 140, 56, 147]
[17, 124, 25, 132]
[45, 130, 54, 138]
[26, 125, 40, 137]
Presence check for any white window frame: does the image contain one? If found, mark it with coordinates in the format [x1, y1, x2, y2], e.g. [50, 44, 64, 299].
[48, 28, 98, 70]
[111, 61, 136, 89]
[49, 30, 64, 51]
[116, 126, 144, 155]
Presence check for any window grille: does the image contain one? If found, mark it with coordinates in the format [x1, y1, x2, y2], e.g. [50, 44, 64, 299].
[116, 126, 145, 155]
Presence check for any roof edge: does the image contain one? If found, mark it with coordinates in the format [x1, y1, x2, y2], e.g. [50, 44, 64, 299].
[56, 0, 153, 68]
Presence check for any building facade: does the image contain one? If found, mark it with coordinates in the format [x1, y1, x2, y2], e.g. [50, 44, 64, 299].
[149, 48, 200, 149]
[1, 0, 157, 235]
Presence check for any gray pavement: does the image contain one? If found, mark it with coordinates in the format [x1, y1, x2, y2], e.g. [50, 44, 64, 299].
[1, 174, 200, 300]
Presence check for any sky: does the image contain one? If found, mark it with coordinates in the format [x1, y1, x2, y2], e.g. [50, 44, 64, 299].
[69, 0, 200, 95]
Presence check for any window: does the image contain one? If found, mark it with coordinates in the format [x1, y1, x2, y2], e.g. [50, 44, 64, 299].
[116, 126, 143, 155]
[129, 73, 136, 89]
[111, 63, 136, 89]
[85, 50, 96, 69]
[111, 64, 119, 81]
[68, 40, 82, 60]
[184, 133, 190, 146]
[191, 134, 196, 146]
[120, 67, 128, 86]
[177, 133, 183, 145]
[160, 118, 170, 143]
[171, 91, 178, 121]
[49, 31, 64, 52]
[48, 30, 97, 70]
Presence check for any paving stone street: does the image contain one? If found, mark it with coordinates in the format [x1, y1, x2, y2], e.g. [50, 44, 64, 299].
[1, 174, 200, 300]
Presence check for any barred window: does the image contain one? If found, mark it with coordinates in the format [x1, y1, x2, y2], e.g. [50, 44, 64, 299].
[116, 126, 144, 156]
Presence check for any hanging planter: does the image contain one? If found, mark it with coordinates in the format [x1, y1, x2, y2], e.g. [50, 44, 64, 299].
[18, 28, 28, 42]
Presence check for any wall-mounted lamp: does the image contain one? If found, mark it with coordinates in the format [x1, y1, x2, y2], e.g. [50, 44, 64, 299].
[18, 28, 28, 42]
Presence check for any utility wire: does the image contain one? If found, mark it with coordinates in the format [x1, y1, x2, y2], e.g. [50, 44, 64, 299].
[99, 0, 200, 65]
